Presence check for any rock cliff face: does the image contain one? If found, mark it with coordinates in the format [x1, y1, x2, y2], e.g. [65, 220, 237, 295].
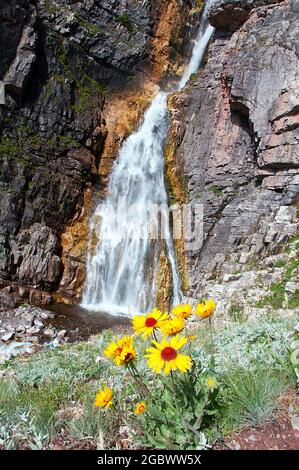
[167, 0, 299, 301]
[1, 0, 298, 311]
[0, 0, 197, 306]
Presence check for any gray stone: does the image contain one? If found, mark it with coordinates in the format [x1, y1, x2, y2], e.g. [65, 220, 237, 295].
[57, 329, 67, 339]
[44, 328, 56, 337]
[291, 416, 299, 432]
[285, 282, 297, 294]
[22, 312, 35, 324]
[26, 325, 42, 335]
[4, 6, 36, 98]
[22, 336, 39, 343]
[223, 273, 242, 283]
[1, 332, 14, 342]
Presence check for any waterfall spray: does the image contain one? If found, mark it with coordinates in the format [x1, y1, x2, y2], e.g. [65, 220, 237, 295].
[82, 6, 214, 316]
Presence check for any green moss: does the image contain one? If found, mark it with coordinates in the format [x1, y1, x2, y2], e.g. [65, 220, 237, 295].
[46, 134, 80, 150]
[115, 13, 134, 33]
[233, 181, 242, 190]
[44, 0, 59, 15]
[58, 47, 68, 69]
[57, 42, 108, 113]
[75, 14, 105, 36]
[58, 135, 80, 148]
[208, 185, 223, 197]
[73, 76, 107, 114]
[288, 289, 299, 308]
[273, 259, 287, 268]
[52, 74, 65, 83]
[0, 138, 22, 158]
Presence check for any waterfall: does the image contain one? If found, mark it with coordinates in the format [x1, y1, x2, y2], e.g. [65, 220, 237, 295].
[81, 7, 214, 316]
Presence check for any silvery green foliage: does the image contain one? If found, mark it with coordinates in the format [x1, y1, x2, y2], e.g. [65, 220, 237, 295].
[0, 410, 48, 450]
[9, 340, 102, 386]
[290, 324, 299, 382]
[193, 315, 298, 373]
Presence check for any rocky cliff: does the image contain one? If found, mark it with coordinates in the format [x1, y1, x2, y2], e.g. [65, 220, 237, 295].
[167, 0, 299, 311]
[1, 0, 298, 312]
[0, 0, 197, 306]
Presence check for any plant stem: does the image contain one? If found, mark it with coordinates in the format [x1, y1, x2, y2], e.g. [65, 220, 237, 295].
[127, 363, 146, 399]
[209, 317, 215, 353]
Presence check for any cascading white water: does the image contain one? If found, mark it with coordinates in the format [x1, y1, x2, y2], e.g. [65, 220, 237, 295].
[82, 7, 214, 316]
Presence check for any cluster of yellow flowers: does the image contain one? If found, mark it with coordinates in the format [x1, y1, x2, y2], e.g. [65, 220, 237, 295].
[94, 299, 217, 414]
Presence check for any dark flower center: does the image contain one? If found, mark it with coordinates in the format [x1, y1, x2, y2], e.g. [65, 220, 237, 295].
[161, 346, 177, 361]
[145, 317, 157, 327]
[124, 352, 133, 362]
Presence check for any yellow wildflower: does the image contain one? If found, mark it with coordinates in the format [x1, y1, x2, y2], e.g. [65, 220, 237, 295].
[195, 299, 216, 319]
[160, 316, 185, 336]
[132, 308, 168, 338]
[172, 304, 193, 319]
[205, 376, 218, 391]
[186, 334, 197, 342]
[94, 386, 113, 408]
[145, 335, 191, 375]
[134, 402, 146, 415]
[104, 336, 136, 366]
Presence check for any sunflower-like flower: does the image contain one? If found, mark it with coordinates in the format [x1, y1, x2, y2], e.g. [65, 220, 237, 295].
[134, 401, 146, 415]
[132, 308, 168, 338]
[94, 386, 113, 408]
[145, 335, 191, 375]
[160, 316, 185, 336]
[195, 299, 216, 319]
[104, 336, 136, 366]
[172, 303, 193, 319]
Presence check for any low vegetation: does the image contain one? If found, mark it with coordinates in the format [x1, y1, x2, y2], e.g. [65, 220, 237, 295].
[0, 302, 297, 450]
